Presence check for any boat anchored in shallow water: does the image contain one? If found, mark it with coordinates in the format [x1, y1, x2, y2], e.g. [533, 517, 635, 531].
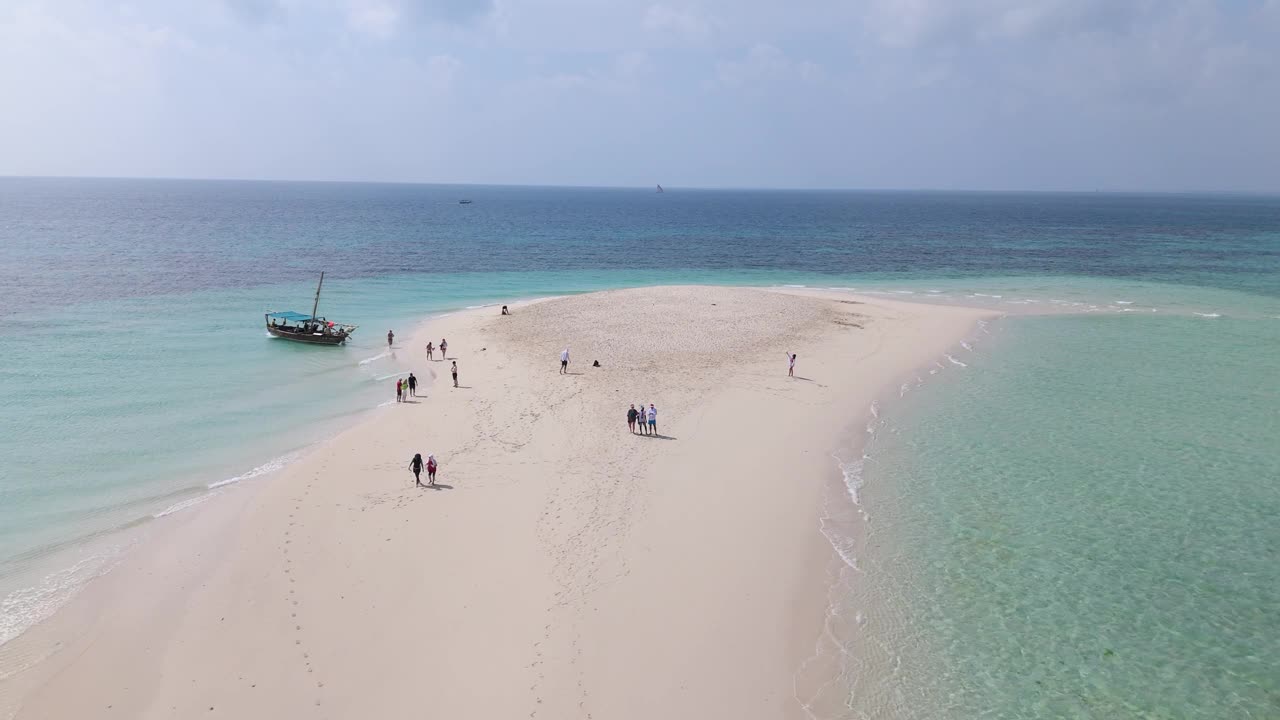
[265, 272, 357, 345]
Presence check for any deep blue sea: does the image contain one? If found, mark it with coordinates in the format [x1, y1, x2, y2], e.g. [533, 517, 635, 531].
[1, 178, 1277, 717]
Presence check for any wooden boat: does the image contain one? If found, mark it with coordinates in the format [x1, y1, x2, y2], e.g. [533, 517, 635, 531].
[265, 272, 357, 345]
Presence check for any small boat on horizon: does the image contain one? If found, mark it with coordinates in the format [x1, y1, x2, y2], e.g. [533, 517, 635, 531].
[459, 199, 473, 204]
[265, 272, 357, 346]
[656, 184, 664, 193]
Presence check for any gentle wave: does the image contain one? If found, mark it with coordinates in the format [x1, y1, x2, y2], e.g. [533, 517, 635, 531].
[358, 351, 391, 365]
[1194, 312, 1222, 318]
[207, 453, 297, 489]
[153, 491, 221, 518]
[945, 353, 968, 367]
[0, 453, 299, 650]
[0, 549, 127, 648]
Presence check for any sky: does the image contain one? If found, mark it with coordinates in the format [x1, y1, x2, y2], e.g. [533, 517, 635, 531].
[1, 0, 1279, 191]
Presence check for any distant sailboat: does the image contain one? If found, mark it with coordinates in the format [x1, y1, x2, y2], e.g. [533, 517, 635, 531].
[656, 184, 664, 193]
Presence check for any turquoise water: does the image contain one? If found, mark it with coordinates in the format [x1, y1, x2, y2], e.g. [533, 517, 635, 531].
[820, 301, 1280, 718]
[1, 180, 1278, 717]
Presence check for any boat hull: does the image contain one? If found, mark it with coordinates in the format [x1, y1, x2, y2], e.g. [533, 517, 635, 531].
[266, 325, 350, 345]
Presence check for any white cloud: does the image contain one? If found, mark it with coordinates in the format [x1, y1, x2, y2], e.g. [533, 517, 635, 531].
[857, 0, 1151, 48]
[642, 3, 713, 38]
[423, 53, 462, 90]
[614, 49, 653, 78]
[347, 0, 400, 37]
[716, 43, 820, 89]
[345, 0, 494, 36]
[0, 0, 1278, 189]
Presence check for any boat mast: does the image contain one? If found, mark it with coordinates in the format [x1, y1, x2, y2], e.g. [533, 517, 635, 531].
[311, 272, 324, 321]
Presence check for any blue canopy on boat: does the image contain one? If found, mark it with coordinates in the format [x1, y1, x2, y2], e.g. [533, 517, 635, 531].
[266, 311, 316, 322]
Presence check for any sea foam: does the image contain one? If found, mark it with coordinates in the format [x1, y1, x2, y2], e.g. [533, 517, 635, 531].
[208, 453, 297, 489]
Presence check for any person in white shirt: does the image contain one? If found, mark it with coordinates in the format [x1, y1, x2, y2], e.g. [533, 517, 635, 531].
[560, 348, 570, 374]
[647, 404, 658, 435]
[787, 352, 797, 377]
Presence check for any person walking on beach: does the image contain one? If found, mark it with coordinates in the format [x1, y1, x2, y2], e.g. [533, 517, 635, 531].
[451, 361, 459, 388]
[627, 404, 638, 434]
[440, 338, 448, 358]
[646, 404, 658, 435]
[409, 453, 426, 487]
[787, 352, 797, 377]
[425, 341, 434, 361]
[407, 372, 418, 398]
[560, 347, 570, 374]
[426, 454, 438, 485]
[395, 377, 403, 403]
[387, 329, 395, 348]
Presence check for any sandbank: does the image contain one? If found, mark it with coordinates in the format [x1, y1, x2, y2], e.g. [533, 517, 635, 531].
[0, 286, 992, 719]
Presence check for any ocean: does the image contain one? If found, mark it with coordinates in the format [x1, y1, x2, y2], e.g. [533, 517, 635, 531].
[1, 178, 1277, 716]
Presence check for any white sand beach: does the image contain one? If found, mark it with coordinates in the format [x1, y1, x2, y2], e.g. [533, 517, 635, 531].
[1, 286, 992, 719]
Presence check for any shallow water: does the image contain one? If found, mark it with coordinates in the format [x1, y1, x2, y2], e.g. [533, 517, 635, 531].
[823, 310, 1280, 719]
[1, 179, 1278, 715]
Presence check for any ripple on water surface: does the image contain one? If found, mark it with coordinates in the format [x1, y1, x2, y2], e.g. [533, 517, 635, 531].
[828, 313, 1280, 719]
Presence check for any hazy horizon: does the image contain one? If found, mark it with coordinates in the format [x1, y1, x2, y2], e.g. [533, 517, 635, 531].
[10, 174, 1280, 196]
[3, 1, 1279, 193]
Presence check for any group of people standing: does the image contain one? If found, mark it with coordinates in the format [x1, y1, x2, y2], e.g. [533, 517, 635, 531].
[627, 403, 659, 435]
[426, 339, 458, 387]
[391, 338, 460, 403]
[395, 373, 418, 402]
[424, 338, 447, 360]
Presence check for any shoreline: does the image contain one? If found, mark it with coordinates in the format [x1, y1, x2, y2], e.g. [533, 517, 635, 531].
[793, 309, 1005, 718]
[0, 286, 994, 719]
[0, 297, 514, 657]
